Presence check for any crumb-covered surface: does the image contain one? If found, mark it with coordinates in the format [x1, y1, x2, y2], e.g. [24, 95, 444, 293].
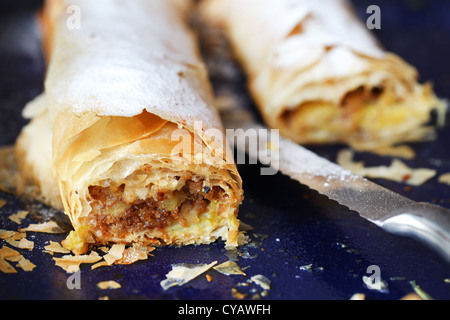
[1, 0, 450, 300]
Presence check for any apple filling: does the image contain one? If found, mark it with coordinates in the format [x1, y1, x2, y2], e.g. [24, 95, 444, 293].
[85, 170, 228, 244]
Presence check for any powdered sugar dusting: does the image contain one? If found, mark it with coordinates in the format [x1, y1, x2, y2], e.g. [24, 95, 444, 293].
[43, 0, 222, 132]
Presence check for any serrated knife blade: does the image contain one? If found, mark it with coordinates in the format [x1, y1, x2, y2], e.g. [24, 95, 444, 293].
[221, 105, 450, 264]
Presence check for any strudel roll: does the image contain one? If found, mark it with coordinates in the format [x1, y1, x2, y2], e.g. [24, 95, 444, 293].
[200, 0, 447, 150]
[15, 0, 243, 254]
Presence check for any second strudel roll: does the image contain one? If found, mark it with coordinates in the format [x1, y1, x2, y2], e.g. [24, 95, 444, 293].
[201, 0, 447, 151]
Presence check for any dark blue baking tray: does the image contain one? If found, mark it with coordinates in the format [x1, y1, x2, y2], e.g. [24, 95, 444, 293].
[1, 0, 450, 300]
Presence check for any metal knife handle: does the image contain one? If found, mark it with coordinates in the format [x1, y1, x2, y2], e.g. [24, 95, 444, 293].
[377, 203, 450, 263]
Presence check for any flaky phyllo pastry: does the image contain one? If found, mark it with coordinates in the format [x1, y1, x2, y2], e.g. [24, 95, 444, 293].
[15, 0, 243, 254]
[201, 0, 447, 151]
